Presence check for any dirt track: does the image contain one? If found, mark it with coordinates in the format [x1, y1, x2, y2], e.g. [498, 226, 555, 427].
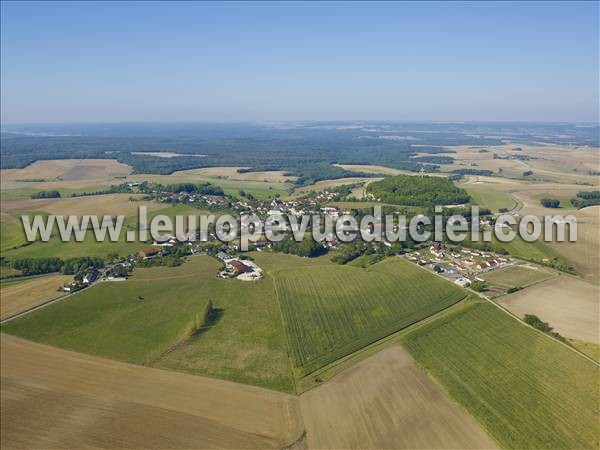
[0, 334, 303, 449]
[300, 346, 497, 449]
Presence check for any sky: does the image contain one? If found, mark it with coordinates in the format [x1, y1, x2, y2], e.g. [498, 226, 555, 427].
[1, 1, 598, 123]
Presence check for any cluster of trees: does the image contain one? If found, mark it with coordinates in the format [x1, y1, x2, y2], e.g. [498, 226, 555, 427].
[273, 236, 328, 257]
[540, 198, 561, 208]
[7, 256, 104, 276]
[31, 190, 61, 199]
[61, 257, 104, 274]
[70, 183, 133, 197]
[451, 169, 493, 176]
[570, 190, 600, 209]
[367, 175, 471, 207]
[331, 241, 406, 265]
[9, 257, 64, 275]
[523, 314, 566, 342]
[469, 280, 487, 292]
[141, 182, 225, 196]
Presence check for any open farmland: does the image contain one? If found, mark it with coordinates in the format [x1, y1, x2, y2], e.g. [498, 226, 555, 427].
[1, 256, 294, 392]
[300, 346, 497, 449]
[458, 180, 517, 212]
[0, 159, 132, 183]
[402, 301, 600, 449]
[272, 256, 466, 376]
[496, 275, 599, 344]
[481, 265, 555, 289]
[1, 193, 161, 218]
[0, 334, 303, 449]
[0, 274, 73, 320]
[294, 177, 380, 194]
[1, 203, 198, 260]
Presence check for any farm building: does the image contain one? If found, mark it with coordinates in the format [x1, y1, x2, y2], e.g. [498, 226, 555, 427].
[138, 247, 160, 259]
[229, 260, 253, 274]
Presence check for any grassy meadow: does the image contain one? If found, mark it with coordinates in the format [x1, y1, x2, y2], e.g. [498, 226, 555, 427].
[1, 255, 294, 392]
[481, 265, 555, 289]
[1, 203, 201, 260]
[402, 301, 600, 449]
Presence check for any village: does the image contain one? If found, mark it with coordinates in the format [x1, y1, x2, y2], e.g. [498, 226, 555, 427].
[405, 242, 512, 289]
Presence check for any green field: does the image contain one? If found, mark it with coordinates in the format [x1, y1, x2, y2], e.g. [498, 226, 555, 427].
[1, 256, 294, 392]
[481, 265, 555, 288]
[403, 301, 600, 449]
[270, 256, 466, 376]
[1, 204, 201, 260]
[460, 184, 517, 212]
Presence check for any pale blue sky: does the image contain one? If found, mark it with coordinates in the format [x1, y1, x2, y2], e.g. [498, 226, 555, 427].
[1, 1, 598, 123]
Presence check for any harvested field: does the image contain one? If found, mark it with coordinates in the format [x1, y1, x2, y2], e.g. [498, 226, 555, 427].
[481, 265, 555, 289]
[496, 276, 600, 344]
[0, 334, 303, 449]
[333, 164, 408, 175]
[272, 257, 466, 376]
[295, 177, 380, 194]
[403, 301, 600, 449]
[1, 194, 160, 218]
[300, 346, 497, 449]
[176, 166, 296, 183]
[547, 206, 600, 284]
[438, 144, 600, 184]
[1, 159, 131, 182]
[0, 274, 72, 320]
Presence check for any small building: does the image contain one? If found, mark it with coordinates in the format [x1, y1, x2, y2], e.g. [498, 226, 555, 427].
[454, 277, 471, 288]
[139, 247, 160, 259]
[83, 268, 98, 284]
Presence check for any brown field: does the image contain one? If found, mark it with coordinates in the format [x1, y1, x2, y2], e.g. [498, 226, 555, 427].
[0, 275, 73, 320]
[334, 163, 408, 176]
[296, 177, 382, 194]
[1, 193, 161, 218]
[436, 143, 600, 184]
[497, 276, 600, 344]
[1, 159, 131, 182]
[547, 208, 600, 284]
[0, 334, 304, 449]
[174, 166, 296, 183]
[300, 346, 497, 449]
[481, 265, 555, 289]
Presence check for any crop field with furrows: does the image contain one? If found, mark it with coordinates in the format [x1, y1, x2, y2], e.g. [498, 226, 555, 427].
[273, 257, 466, 376]
[402, 301, 600, 450]
[0, 273, 73, 320]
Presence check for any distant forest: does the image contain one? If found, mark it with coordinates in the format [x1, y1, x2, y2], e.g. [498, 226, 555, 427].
[3, 122, 591, 186]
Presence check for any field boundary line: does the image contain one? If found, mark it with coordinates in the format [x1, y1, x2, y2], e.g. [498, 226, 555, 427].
[295, 296, 472, 394]
[408, 255, 600, 367]
[0, 281, 100, 325]
[269, 268, 299, 395]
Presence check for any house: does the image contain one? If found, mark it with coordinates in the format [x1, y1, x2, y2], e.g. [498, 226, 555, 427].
[454, 277, 471, 288]
[229, 260, 252, 274]
[83, 268, 98, 284]
[216, 251, 231, 261]
[139, 247, 160, 259]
